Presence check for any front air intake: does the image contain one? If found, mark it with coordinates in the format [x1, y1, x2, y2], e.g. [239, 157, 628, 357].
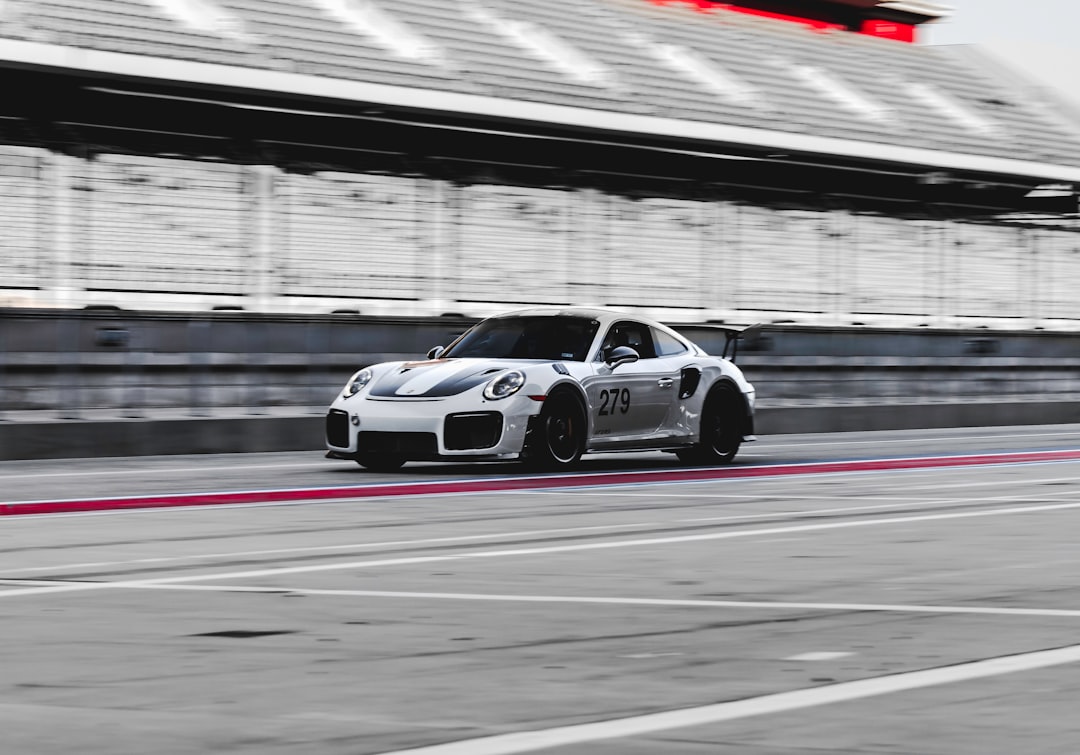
[326, 409, 350, 447]
[444, 412, 503, 450]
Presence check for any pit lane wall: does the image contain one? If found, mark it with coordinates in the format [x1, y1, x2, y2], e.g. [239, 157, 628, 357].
[1, 310, 1078, 460]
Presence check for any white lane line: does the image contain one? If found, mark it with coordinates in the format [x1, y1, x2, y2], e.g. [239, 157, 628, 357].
[0, 522, 665, 574]
[759, 430, 1080, 449]
[3, 498, 1080, 600]
[682, 486, 1080, 523]
[120, 584, 1080, 619]
[5, 485, 1079, 577]
[0, 522, 664, 575]
[785, 652, 854, 661]
[530, 471, 1080, 498]
[0, 496, 969, 573]
[370, 643, 1080, 755]
[0, 460, 329, 481]
[0, 430, 1074, 482]
[0, 583, 110, 598]
[881, 556, 1080, 583]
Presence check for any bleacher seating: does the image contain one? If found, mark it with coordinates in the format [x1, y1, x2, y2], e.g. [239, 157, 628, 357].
[0, 146, 47, 292]
[1035, 226, 1080, 321]
[277, 171, 428, 301]
[1, 1, 1079, 325]
[21, 0, 256, 66]
[217, 0, 469, 88]
[848, 214, 935, 318]
[603, 196, 717, 309]
[6, 0, 1080, 167]
[69, 154, 248, 294]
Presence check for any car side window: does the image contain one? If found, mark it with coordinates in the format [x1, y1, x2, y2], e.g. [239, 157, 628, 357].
[652, 328, 689, 357]
[598, 321, 657, 361]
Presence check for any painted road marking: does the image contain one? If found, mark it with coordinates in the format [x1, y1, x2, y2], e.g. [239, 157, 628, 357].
[760, 429, 1080, 449]
[4, 498, 1080, 600]
[0, 521, 664, 574]
[4, 449, 1080, 516]
[0, 459, 327, 481]
[7, 579, 1080, 621]
[537, 470, 1080, 498]
[370, 643, 1080, 755]
[2, 427, 1071, 481]
[108, 584, 1080, 619]
[4, 483, 1079, 576]
[785, 652, 854, 661]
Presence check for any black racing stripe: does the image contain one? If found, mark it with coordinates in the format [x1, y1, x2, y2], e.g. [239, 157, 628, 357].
[424, 370, 503, 397]
[368, 363, 508, 398]
[368, 368, 420, 397]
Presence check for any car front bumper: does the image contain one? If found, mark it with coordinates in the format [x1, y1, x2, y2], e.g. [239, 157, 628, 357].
[325, 394, 539, 461]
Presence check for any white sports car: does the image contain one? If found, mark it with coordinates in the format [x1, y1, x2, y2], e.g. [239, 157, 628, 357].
[325, 308, 756, 471]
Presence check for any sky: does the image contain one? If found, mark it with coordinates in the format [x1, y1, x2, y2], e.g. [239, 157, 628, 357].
[922, 0, 1080, 109]
[923, 0, 1080, 48]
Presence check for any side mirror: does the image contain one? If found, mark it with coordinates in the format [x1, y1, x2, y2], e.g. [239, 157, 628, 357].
[605, 345, 639, 369]
[427, 346, 445, 360]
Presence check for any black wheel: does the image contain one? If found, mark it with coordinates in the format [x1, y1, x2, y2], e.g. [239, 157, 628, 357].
[678, 384, 743, 466]
[355, 454, 406, 472]
[525, 390, 586, 470]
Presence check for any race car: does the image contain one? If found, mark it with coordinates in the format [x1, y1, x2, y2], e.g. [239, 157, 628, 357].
[325, 307, 756, 470]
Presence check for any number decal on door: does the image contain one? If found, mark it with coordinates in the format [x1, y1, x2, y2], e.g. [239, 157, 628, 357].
[598, 388, 630, 416]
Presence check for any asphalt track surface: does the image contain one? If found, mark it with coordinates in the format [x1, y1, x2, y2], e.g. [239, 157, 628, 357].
[4, 425, 1080, 754]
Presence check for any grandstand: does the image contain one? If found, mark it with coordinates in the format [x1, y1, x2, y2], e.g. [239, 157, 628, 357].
[1, 0, 1079, 328]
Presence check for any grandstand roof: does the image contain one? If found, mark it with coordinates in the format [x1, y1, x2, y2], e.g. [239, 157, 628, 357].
[1, 0, 1079, 182]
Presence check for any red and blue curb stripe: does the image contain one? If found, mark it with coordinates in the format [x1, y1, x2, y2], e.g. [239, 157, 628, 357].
[5, 449, 1080, 517]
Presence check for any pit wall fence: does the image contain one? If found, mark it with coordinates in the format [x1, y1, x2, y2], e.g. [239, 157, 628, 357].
[1, 309, 1078, 460]
[4, 145, 1080, 330]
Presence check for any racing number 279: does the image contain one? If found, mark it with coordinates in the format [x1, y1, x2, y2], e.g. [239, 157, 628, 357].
[598, 388, 630, 415]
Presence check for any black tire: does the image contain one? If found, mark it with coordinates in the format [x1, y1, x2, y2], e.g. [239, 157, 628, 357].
[355, 454, 406, 472]
[525, 390, 586, 470]
[678, 383, 743, 466]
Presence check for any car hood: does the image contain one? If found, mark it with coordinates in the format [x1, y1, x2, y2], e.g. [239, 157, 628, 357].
[367, 358, 544, 399]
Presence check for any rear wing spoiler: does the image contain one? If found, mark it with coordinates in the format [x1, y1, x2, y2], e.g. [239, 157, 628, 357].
[686, 323, 768, 362]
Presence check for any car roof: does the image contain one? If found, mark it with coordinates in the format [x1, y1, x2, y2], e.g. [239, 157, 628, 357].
[489, 307, 696, 344]
[493, 307, 653, 326]
[475, 307, 702, 356]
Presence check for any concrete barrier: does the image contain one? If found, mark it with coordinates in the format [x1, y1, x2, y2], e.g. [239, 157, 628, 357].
[0, 415, 325, 461]
[2, 400, 1078, 461]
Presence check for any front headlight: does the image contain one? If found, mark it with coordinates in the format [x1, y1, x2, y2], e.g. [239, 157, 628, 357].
[344, 367, 373, 397]
[483, 369, 525, 400]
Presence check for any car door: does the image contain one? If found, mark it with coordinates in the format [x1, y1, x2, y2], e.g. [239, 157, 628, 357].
[585, 320, 670, 441]
[649, 325, 698, 439]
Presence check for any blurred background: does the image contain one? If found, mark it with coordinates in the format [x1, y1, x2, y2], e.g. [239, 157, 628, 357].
[1, 0, 1079, 456]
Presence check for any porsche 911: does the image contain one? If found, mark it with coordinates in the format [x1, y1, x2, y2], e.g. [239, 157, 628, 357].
[325, 308, 756, 470]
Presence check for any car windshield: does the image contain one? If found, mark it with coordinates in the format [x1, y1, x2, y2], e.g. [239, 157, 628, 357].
[442, 315, 599, 361]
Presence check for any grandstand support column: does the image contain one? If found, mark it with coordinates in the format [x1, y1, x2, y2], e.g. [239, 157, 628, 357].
[561, 187, 572, 307]
[250, 165, 278, 311]
[701, 199, 722, 319]
[427, 179, 450, 314]
[716, 201, 741, 321]
[575, 188, 605, 308]
[1019, 225, 1038, 329]
[46, 152, 77, 308]
[933, 217, 950, 328]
